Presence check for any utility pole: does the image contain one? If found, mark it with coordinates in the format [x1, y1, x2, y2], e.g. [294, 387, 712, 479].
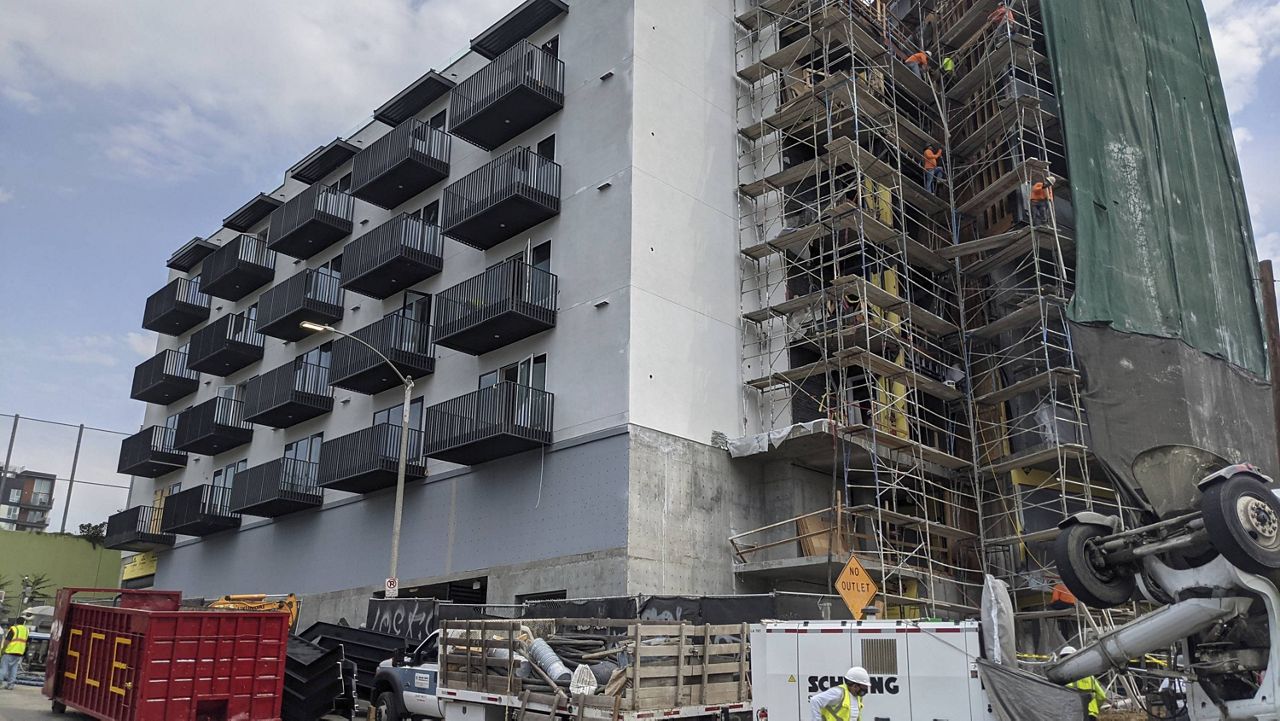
[59, 424, 85, 533]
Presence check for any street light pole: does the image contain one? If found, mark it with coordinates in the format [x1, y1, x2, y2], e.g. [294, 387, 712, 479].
[300, 321, 413, 597]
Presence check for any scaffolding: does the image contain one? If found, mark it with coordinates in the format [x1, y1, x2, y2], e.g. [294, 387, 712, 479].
[732, 0, 1134, 637]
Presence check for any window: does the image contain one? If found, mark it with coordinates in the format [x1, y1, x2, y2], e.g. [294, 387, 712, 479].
[33, 479, 52, 495]
[283, 433, 323, 489]
[7, 489, 20, 504]
[480, 354, 546, 390]
[284, 433, 324, 464]
[429, 110, 447, 130]
[212, 459, 247, 491]
[296, 343, 332, 394]
[507, 240, 551, 271]
[0, 522, 14, 532]
[335, 172, 352, 193]
[413, 200, 440, 226]
[542, 36, 559, 58]
[400, 291, 432, 324]
[373, 397, 424, 432]
[536, 134, 556, 161]
[24, 510, 43, 523]
[1, 505, 18, 519]
[230, 305, 257, 341]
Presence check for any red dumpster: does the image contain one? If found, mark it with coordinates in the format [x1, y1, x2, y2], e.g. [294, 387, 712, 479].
[43, 587, 289, 721]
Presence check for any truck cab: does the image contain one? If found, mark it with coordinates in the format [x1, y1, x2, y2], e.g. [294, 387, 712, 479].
[374, 630, 444, 721]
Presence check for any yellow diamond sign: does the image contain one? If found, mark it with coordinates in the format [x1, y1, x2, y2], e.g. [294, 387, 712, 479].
[836, 553, 879, 619]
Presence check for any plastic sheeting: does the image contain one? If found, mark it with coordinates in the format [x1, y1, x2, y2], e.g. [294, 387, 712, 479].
[1042, 0, 1268, 377]
[977, 659, 1088, 721]
[981, 575, 1017, 667]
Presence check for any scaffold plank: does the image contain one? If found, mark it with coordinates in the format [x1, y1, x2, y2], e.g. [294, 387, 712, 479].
[983, 442, 1088, 476]
[963, 228, 1073, 277]
[844, 424, 972, 469]
[745, 341, 964, 401]
[956, 157, 1049, 215]
[952, 95, 1054, 157]
[970, 295, 1065, 340]
[738, 33, 821, 83]
[974, 368, 1079, 406]
[946, 34, 1047, 101]
[826, 137, 949, 214]
[735, 0, 807, 31]
[940, 0, 1001, 47]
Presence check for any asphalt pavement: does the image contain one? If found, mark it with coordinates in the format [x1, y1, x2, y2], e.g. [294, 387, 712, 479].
[0, 684, 78, 721]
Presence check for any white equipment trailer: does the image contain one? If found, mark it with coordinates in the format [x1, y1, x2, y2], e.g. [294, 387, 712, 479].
[377, 618, 1001, 721]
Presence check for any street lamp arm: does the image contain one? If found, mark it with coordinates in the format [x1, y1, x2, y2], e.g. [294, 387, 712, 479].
[302, 323, 413, 388]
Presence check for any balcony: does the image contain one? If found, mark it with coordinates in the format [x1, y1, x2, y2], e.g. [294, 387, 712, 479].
[142, 277, 210, 336]
[318, 424, 427, 493]
[173, 396, 253, 456]
[266, 184, 354, 260]
[423, 382, 553, 465]
[130, 348, 199, 405]
[242, 360, 334, 429]
[448, 39, 564, 151]
[230, 458, 323, 517]
[104, 506, 175, 552]
[160, 485, 241, 536]
[202, 235, 277, 301]
[330, 314, 435, 395]
[434, 258, 556, 354]
[256, 269, 345, 341]
[118, 426, 187, 478]
[351, 119, 451, 209]
[187, 311, 265, 376]
[441, 147, 561, 250]
[341, 214, 444, 299]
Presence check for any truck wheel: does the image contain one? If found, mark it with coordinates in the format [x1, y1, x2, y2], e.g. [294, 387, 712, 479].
[1202, 473, 1280, 573]
[51, 700, 66, 714]
[1055, 523, 1135, 608]
[375, 691, 403, 721]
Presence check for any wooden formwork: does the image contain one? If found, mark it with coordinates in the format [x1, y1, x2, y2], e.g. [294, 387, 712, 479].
[440, 618, 752, 713]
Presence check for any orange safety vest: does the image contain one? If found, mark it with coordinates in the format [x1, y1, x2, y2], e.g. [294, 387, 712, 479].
[4, 624, 28, 656]
[1031, 182, 1053, 202]
[905, 52, 929, 67]
[923, 149, 942, 170]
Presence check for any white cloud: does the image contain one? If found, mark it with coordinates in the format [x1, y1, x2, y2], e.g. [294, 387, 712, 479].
[1235, 126, 1254, 147]
[1205, 1, 1280, 114]
[0, 187, 12, 204]
[0, 0, 516, 179]
[8, 333, 155, 368]
[125, 332, 157, 358]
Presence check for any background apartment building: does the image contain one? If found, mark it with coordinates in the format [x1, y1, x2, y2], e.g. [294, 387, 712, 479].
[1, 469, 55, 532]
[110, 0, 1270, 648]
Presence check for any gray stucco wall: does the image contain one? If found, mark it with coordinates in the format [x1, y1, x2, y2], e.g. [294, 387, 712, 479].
[155, 430, 632, 598]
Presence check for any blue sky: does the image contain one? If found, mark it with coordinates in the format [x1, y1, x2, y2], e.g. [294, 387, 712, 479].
[0, 0, 1277, 528]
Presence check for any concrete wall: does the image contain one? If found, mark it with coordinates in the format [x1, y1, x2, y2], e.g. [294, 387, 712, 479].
[0, 530, 121, 613]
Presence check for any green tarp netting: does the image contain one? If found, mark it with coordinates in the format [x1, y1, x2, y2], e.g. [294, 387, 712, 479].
[1042, 0, 1268, 377]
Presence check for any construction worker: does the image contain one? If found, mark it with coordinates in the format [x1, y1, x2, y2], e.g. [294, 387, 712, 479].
[1, 616, 29, 690]
[809, 666, 871, 721]
[989, 3, 1016, 26]
[1057, 646, 1107, 721]
[1031, 175, 1055, 225]
[941, 56, 956, 76]
[923, 145, 944, 193]
[904, 50, 931, 79]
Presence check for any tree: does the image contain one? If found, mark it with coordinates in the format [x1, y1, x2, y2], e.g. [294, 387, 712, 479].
[21, 574, 52, 606]
[78, 521, 107, 546]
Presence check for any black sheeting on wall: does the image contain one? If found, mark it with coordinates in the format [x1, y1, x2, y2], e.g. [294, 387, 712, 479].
[1072, 325, 1276, 516]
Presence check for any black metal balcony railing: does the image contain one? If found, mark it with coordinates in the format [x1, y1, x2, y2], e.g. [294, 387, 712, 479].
[130, 348, 199, 404]
[256, 269, 345, 341]
[330, 314, 436, 395]
[341, 214, 444, 300]
[117, 426, 188, 478]
[441, 147, 561, 250]
[104, 506, 175, 552]
[201, 235, 277, 301]
[173, 396, 254, 456]
[187, 311, 265, 376]
[351, 119, 451, 210]
[142, 277, 211, 336]
[423, 382, 553, 466]
[449, 39, 565, 151]
[318, 423, 428, 494]
[266, 183, 354, 260]
[434, 258, 557, 355]
[242, 360, 334, 429]
[230, 458, 323, 517]
[160, 484, 241, 536]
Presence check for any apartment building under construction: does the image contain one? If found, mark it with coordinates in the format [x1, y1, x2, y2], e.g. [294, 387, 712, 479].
[112, 0, 1269, 644]
[728, 0, 1273, 652]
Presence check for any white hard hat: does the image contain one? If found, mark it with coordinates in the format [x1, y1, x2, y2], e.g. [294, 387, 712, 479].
[1058, 645, 1078, 658]
[926, 51, 934, 58]
[845, 667, 871, 686]
[1046, 175, 1058, 185]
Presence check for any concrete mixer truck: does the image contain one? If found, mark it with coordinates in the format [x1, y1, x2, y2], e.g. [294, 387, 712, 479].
[1047, 446, 1280, 721]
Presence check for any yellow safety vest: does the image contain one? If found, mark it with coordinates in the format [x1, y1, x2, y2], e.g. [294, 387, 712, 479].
[1069, 676, 1106, 717]
[4, 624, 28, 656]
[820, 686, 864, 721]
